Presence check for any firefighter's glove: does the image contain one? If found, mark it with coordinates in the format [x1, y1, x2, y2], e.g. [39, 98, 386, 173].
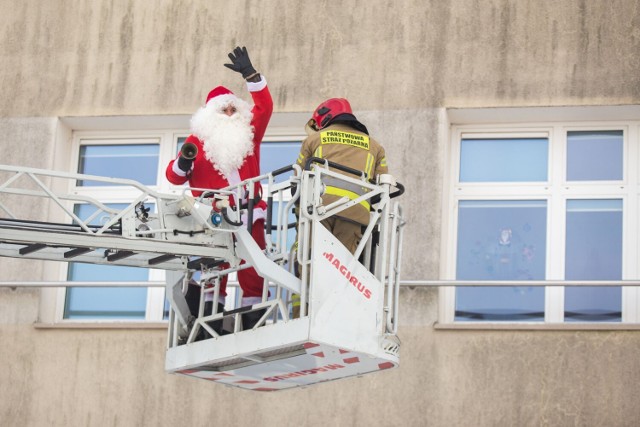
[224, 46, 257, 79]
[177, 156, 194, 173]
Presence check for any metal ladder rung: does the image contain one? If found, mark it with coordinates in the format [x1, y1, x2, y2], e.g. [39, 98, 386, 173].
[19, 244, 47, 255]
[148, 254, 178, 265]
[187, 257, 224, 270]
[106, 250, 136, 262]
[64, 247, 93, 259]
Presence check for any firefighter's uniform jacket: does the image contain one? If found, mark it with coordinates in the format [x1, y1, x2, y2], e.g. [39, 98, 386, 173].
[297, 123, 388, 225]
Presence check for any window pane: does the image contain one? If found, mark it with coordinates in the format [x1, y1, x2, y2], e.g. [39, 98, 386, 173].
[78, 144, 159, 186]
[460, 138, 548, 182]
[176, 137, 187, 155]
[261, 141, 301, 183]
[164, 299, 170, 320]
[64, 203, 150, 320]
[64, 264, 148, 319]
[455, 200, 547, 321]
[566, 131, 623, 181]
[565, 199, 622, 322]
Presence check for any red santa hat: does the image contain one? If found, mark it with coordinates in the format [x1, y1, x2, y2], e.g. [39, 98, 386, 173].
[206, 86, 234, 103]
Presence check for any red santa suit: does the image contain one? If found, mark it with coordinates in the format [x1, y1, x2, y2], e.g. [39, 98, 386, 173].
[166, 78, 273, 302]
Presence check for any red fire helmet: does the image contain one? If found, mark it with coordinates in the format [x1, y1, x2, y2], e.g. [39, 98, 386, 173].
[309, 98, 353, 131]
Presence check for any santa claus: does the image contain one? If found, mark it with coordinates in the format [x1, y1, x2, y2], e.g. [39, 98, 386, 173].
[166, 46, 273, 334]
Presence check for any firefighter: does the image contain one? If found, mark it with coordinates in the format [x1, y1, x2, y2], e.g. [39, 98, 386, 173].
[292, 98, 388, 316]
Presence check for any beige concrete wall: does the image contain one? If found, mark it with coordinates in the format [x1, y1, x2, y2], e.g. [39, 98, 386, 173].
[1, 1, 640, 426]
[2, 289, 640, 426]
[0, 0, 639, 117]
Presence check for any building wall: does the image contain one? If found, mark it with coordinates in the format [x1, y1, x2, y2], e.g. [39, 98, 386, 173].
[1, 1, 639, 426]
[2, 0, 639, 117]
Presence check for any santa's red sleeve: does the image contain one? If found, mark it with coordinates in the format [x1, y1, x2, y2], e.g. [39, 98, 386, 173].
[247, 77, 273, 149]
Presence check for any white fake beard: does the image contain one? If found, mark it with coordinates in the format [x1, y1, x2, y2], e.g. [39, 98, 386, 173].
[190, 94, 255, 178]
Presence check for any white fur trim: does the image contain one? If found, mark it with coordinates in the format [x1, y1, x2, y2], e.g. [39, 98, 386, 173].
[241, 207, 266, 226]
[172, 160, 188, 176]
[246, 76, 267, 92]
[206, 94, 241, 110]
[204, 293, 226, 305]
[242, 296, 262, 306]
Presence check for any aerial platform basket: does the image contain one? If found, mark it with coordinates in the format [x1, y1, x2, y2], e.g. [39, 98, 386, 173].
[166, 224, 402, 391]
[165, 159, 405, 391]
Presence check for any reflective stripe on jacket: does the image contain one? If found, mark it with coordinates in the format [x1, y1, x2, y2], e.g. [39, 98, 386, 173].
[297, 123, 388, 225]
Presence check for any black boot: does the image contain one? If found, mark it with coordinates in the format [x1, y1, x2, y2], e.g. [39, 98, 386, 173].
[185, 282, 201, 317]
[242, 308, 266, 330]
[198, 302, 225, 340]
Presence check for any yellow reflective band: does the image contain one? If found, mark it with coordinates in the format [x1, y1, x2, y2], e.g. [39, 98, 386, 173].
[320, 130, 370, 150]
[380, 157, 387, 167]
[292, 293, 300, 307]
[297, 153, 305, 165]
[313, 145, 322, 158]
[325, 186, 371, 210]
[365, 153, 374, 179]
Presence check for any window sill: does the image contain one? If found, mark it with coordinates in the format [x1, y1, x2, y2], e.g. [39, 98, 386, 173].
[434, 322, 640, 331]
[34, 321, 168, 330]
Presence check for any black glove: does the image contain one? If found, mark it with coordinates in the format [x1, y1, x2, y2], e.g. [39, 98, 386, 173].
[224, 46, 257, 79]
[177, 156, 193, 173]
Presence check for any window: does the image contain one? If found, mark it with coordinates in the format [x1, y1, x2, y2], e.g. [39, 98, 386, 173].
[455, 200, 546, 321]
[55, 122, 303, 323]
[564, 199, 622, 321]
[444, 119, 639, 325]
[459, 137, 548, 182]
[77, 143, 160, 186]
[63, 136, 166, 321]
[566, 131, 623, 181]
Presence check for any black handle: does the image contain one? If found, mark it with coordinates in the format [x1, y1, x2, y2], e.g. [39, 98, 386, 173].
[200, 190, 216, 199]
[266, 196, 273, 236]
[247, 194, 254, 234]
[222, 208, 243, 227]
[390, 182, 405, 199]
[266, 222, 297, 231]
[270, 164, 296, 177]
[239, 194, 262, 210]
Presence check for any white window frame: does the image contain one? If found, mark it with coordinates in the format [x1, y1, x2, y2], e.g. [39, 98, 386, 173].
[38, 113, 307, 326]
[57, 130, 181, 323]
[441, 111, 640, 327]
